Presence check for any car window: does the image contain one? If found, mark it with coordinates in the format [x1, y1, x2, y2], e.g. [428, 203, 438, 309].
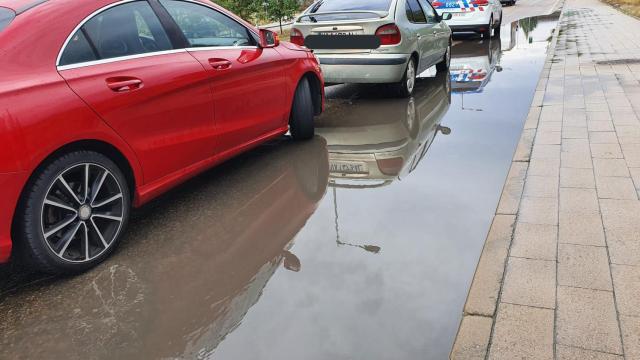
[301, 0, 392, 21]
[310, 0, 392, 12]
[406, 0, 427, 23]
[418, 0, 438, 22]
[59, 1, 173, 66]
[159, 0, 254, 48]
[0, 7, 15, 32]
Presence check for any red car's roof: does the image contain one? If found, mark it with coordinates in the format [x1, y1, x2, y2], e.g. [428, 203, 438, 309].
[0, 0, 42, 12]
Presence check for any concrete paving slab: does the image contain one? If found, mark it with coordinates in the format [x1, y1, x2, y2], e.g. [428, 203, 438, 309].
[488, 303, 554, 360]
[556, 286, 622, 355]
[558, 244, 612, 291]
[501, 257, 556, 309]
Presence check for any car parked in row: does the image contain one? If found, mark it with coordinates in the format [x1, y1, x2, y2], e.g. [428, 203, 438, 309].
[0, 0, 323, 273]
[291, 0, 452, 97]
[431, 0, 503, 37]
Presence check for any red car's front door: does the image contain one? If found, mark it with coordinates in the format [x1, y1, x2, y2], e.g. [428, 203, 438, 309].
[58, 1, 215, 184]
[158, 0, 288, 154]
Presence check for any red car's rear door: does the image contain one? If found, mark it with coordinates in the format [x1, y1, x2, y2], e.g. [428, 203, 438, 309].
[57, 1, 215, 184]
[158, 0, 288, 154]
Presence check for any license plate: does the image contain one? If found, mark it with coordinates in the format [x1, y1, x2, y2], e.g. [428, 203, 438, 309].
[316, 31, 362, 36]
[330, 161, 368, 174]
[452, 12, 466, 17]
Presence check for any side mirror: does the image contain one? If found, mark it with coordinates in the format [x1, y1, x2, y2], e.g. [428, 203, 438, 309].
[259, 29, 279, 48]
[442, 13, 453, 21]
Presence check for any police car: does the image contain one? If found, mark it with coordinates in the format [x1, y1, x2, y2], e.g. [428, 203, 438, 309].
[431, 0, 503, 37]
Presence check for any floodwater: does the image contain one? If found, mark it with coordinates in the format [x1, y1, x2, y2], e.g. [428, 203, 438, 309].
[0, 14, 559, 360]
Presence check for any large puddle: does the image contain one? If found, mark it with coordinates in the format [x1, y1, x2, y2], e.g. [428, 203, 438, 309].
[0, 14, 559, 360]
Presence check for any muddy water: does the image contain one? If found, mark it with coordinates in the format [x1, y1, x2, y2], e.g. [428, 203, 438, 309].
[0, 14, 558, 360]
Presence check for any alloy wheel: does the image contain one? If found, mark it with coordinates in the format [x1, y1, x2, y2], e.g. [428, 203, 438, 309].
[40, 163, 125, 263]
[406, 59, 416, 94]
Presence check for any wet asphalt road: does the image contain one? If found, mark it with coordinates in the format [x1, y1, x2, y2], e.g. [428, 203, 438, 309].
[0, 6, 560, 360]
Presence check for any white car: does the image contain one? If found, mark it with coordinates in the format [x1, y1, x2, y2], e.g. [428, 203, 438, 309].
[430, 0, 502, 37]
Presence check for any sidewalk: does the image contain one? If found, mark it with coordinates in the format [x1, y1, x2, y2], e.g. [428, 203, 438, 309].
[451, 0, 640, 358]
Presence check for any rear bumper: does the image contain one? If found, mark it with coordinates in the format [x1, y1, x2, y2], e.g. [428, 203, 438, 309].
[440, 9, 492, 30]
[449, 24, 491, 33]
[316, 54, 409, 84]
[0, 172, 27, 263]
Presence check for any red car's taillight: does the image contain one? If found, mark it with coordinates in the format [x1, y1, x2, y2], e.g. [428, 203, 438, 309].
[470, 0, 489, 5]
[290, 28, 305, 46]
[431, 1, 443, 8]
[375, 24, 401, 46]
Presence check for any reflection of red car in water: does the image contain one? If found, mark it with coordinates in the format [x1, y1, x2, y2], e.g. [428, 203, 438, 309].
[0, 0, 324, 273]
[0, 138, 329, 359]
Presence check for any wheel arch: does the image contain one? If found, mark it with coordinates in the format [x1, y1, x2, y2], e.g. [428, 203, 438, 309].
[17, 140, 139, 208]
[300, 71, 323, 116]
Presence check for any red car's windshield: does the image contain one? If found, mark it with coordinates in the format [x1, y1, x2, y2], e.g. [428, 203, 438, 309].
[0, 8, 15, 32]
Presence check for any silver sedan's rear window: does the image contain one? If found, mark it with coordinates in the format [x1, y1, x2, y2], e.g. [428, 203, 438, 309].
[0, 8, 15, 32]
[310, 0, 393, 12]
[302, 0, 392, 22]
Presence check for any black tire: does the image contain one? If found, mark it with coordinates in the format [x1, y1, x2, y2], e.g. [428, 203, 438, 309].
[436, 42, 451, 71]
[16, 151, 130, 274]
[481, 17, 492, 38]
[290, 77, 315, 140]
[493, 13, 502, 37]
[392, 57, 417, 98]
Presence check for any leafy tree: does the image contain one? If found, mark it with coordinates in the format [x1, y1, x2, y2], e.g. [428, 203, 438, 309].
[212, 0, 259, 20]
[265, 0, 299, 33]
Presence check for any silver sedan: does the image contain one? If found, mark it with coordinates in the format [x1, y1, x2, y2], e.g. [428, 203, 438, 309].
[291, 0, 452, 96]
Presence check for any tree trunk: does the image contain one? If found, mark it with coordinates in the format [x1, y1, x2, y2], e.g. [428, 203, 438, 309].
[279, 18, 283, 34]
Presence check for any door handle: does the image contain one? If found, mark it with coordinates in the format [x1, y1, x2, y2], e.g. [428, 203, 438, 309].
[209, 59, 232, 70]
[416, 34, 422, 39]
[106, 77, 143, 92]
[433, 30, 438, 35]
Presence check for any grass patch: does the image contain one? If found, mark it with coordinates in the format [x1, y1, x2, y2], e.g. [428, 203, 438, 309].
[602, 0, 640, 18]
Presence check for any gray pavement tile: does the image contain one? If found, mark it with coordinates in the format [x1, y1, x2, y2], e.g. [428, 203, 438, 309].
[524, 176, 559, 198]
[595, 176, 638, 200]
[611, 264, 640, 317]
[511, 223, 557, 261]
[563, 126, 589, 139]
[621, 144, 640, 167]
[464, 215, 516, 317]
[587, 111, 613, 121]
[558, 244, 612, 291]
[501, 257, 556, 308]
[513, 129, 536, 162]
[562, 151, 594, 169]
[591, 143, 623, 159]
[588, 121, 615, 132]
[450, 315, 492, 360]
[519, 196, 558, 225]
[488, 303, 554, 360]
[561, 168, 595, 188]
[528, 157, 561, 178]
[556, 345, 623, 360]
[532, 144, 561, 160]
[593, 159, 631, 177]
[559, 212, 606, 246]
[560, 188, 600, 214]
[620, 315, 640, 360]
[589, 132, 619, 144]
[556, 286, 623, 355]
[536, 131, 562, 145]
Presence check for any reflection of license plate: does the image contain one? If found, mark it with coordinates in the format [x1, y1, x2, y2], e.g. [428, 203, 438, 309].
[330, 161, 368, 174]
[452, 12, 466, 17]
[317, 31, 362, 36]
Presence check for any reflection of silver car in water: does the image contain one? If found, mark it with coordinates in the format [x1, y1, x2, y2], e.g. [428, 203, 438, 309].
[316, 73, 451, 188]
[450, 37, 501, 93]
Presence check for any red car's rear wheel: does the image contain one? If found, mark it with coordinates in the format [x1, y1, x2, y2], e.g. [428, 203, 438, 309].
[17, 151, 130, 273]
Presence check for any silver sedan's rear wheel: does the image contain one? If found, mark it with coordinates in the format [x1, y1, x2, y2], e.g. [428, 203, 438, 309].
[393, 57, 417, 97]
[18, 151, 130, 273]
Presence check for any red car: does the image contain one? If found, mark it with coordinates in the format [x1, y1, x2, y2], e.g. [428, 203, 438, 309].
[0, 0, 324, 273]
